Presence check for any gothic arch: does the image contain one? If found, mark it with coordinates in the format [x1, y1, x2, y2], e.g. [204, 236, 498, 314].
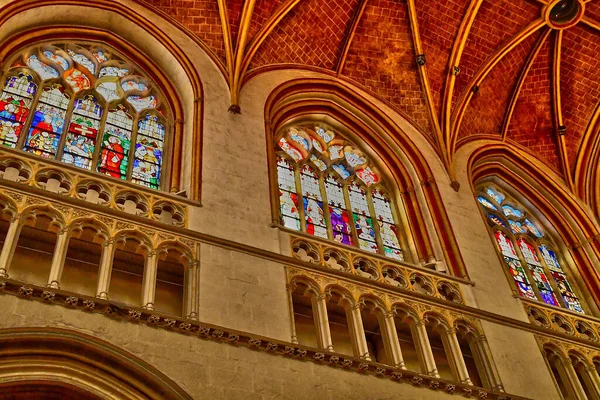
[468, 142, 600, 311]
[0, 327, 192, 400]
[0, 0, 205, 200]
[265, 78, 467, 277]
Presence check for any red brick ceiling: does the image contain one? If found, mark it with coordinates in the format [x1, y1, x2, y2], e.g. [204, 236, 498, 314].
[143, 0, 600, 185]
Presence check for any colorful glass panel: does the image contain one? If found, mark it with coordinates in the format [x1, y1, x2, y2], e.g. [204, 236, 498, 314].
[68, 50, 95, 74]
[0, 75, 36, 148]
[61, 96, 102, 169]
[551, 272, 584, 313]
[373, 190, 402, 260]
[97, 108, 132, 180]
[310, 155, 327, 171]
[332, 164, 350, 180]
[312, 139, 323, 153]
[26, 55, 59, 80]
[525, 219, 543, 237]
[486, 187, 505, 204]
[502, 205, 523, 218]
[277, 157, 300, 230]
[478, 196, 497, 210]
[289, 130, 310, 152]
[278, 138, 303, 162]
[539, 245, 561, 271]
[99, 66, 128, 78]
[518, 239, 558, 306]
[356, 167, 379, 186]
[495, 231, 518, 259]
[127, 95, 157, 112]
[345, 147, 367, 167]
[508, 220, 526, 234]
[132, 114, 163, 189]
[325, 175, 352, 245]
[25, 85, 69, 157]
[96, 81, 121, 102]
[300, 166, 327, 238]
[329, 145, 344, 160]
[65, 70, 91, 92]
[488, 214, 505, 227]
[349, 182, 378, 253]
[43, 51, 69, 70]
[315, 126, 334, 143]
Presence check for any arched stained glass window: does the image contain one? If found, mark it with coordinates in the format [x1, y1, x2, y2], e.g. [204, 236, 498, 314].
[275, 123, 404, 261]
[477, 185, 585, 314]
[0, 41, 170, 190]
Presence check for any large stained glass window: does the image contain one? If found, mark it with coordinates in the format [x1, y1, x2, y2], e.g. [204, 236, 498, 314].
[477, 185, 585, 313]
[275, 123, 404, 261]
[0, 41, 170, 190]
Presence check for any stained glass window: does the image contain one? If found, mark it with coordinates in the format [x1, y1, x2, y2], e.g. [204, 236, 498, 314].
[478, 185, 585, 313]
[275, 123, 404, 261]
[1, 41, 170, 189]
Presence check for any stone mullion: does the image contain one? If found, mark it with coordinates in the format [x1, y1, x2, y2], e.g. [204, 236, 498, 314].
[312, 294, 334, 351]
[318, 174, 334, 241]
[54, 92, 77, 162]
[561, 358, 589, 400]
[287, 286, 299, 344]
[46, 227, 71, 289]
[474, 335, 504, 391]
[184, 260, 199, 320]
[91, 97, 110, 171]
[95, 238, 115, 299]
[583, 365, 600, 400]
[294, 165, 306, 233]
[444, 328, 473, 385]
[0, 215, 22, 278]
[342, 182, 360, 249]
[413, 320, 440, 377]
[367, 187, 385, 256]
[380, 312, 406, 369]
[126, 113, 141, 181]
[16, 78, 44, 150]
[347, 302, 370, 360]
[141, 249, 159, 310]
[536, 244, 569, 309]
[512, 236, 544, 303]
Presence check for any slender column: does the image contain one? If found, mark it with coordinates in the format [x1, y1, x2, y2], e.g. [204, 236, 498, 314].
[380, 312, 406, 369]
[561, 358, 588, 400]
[96, 239, 115, 299]
[413, 319, 439, 377]
[313, 294, 334, 351]
[141, 250, 159, 310]
[47, 228, 70, 289]
[0, 215, 22, 277]
[445, 328, 473, 385]
[583, 365, 600, 400]
[184, 260, 199, 320]
[475, 335, 504, 391]
[287, 285, 299, 344]
[347, 302, 371, 360]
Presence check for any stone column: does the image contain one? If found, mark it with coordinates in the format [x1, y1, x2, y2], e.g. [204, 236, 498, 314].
[445, 328, 472, 385]
[313, 293, 334, 351]
[141, 250, 158, 310]
[47, 228, 70, 289]
[184, 260, 199, 320]
[561, 358, 588, 400]
[380, 312, 406, 369]
[474, 335, 504, 391]
[96, 239, 115, 299]
[347, 302, 371, 360]
[413, 319, 439, 377]
[0, 215, 22, 277]
[582, 365, 600, 400]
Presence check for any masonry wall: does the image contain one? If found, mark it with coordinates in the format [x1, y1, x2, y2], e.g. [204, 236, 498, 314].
[0, 1, 575, 399]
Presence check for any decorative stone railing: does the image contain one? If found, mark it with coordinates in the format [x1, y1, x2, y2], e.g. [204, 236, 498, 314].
[0, 277, 526, 400]
[524, 299, 600, 343]
[0, 149, 188, 227]
[290, 235, 465, 304]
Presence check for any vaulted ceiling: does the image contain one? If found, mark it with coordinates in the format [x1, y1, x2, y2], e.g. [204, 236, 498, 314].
[143, 0, 600, 200]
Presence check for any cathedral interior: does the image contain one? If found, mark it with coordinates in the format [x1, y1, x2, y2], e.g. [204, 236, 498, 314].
[0, 0, 600, 398]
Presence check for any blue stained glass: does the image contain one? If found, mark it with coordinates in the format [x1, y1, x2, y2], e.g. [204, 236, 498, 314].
[99, 66, 129, 78]
[333, 164, 350, 179]
[525, 219, 543, 237]
[68, 50, 95, 74]
[488, 214, 505, 227]
[486, 187, 505, 204]
[502, 205, 523, 218]
[289, 131, 310, 151]
[478, 196, 497, 210]
[43, 50, 69, 70]
[26, 55, 59, 80]
[315, 125, 334, 143]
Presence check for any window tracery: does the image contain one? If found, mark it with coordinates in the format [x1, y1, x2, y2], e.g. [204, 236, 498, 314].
[476, 184, 584, 314]
[0, 41, 168, 190]
[276, 123, 403, 261]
